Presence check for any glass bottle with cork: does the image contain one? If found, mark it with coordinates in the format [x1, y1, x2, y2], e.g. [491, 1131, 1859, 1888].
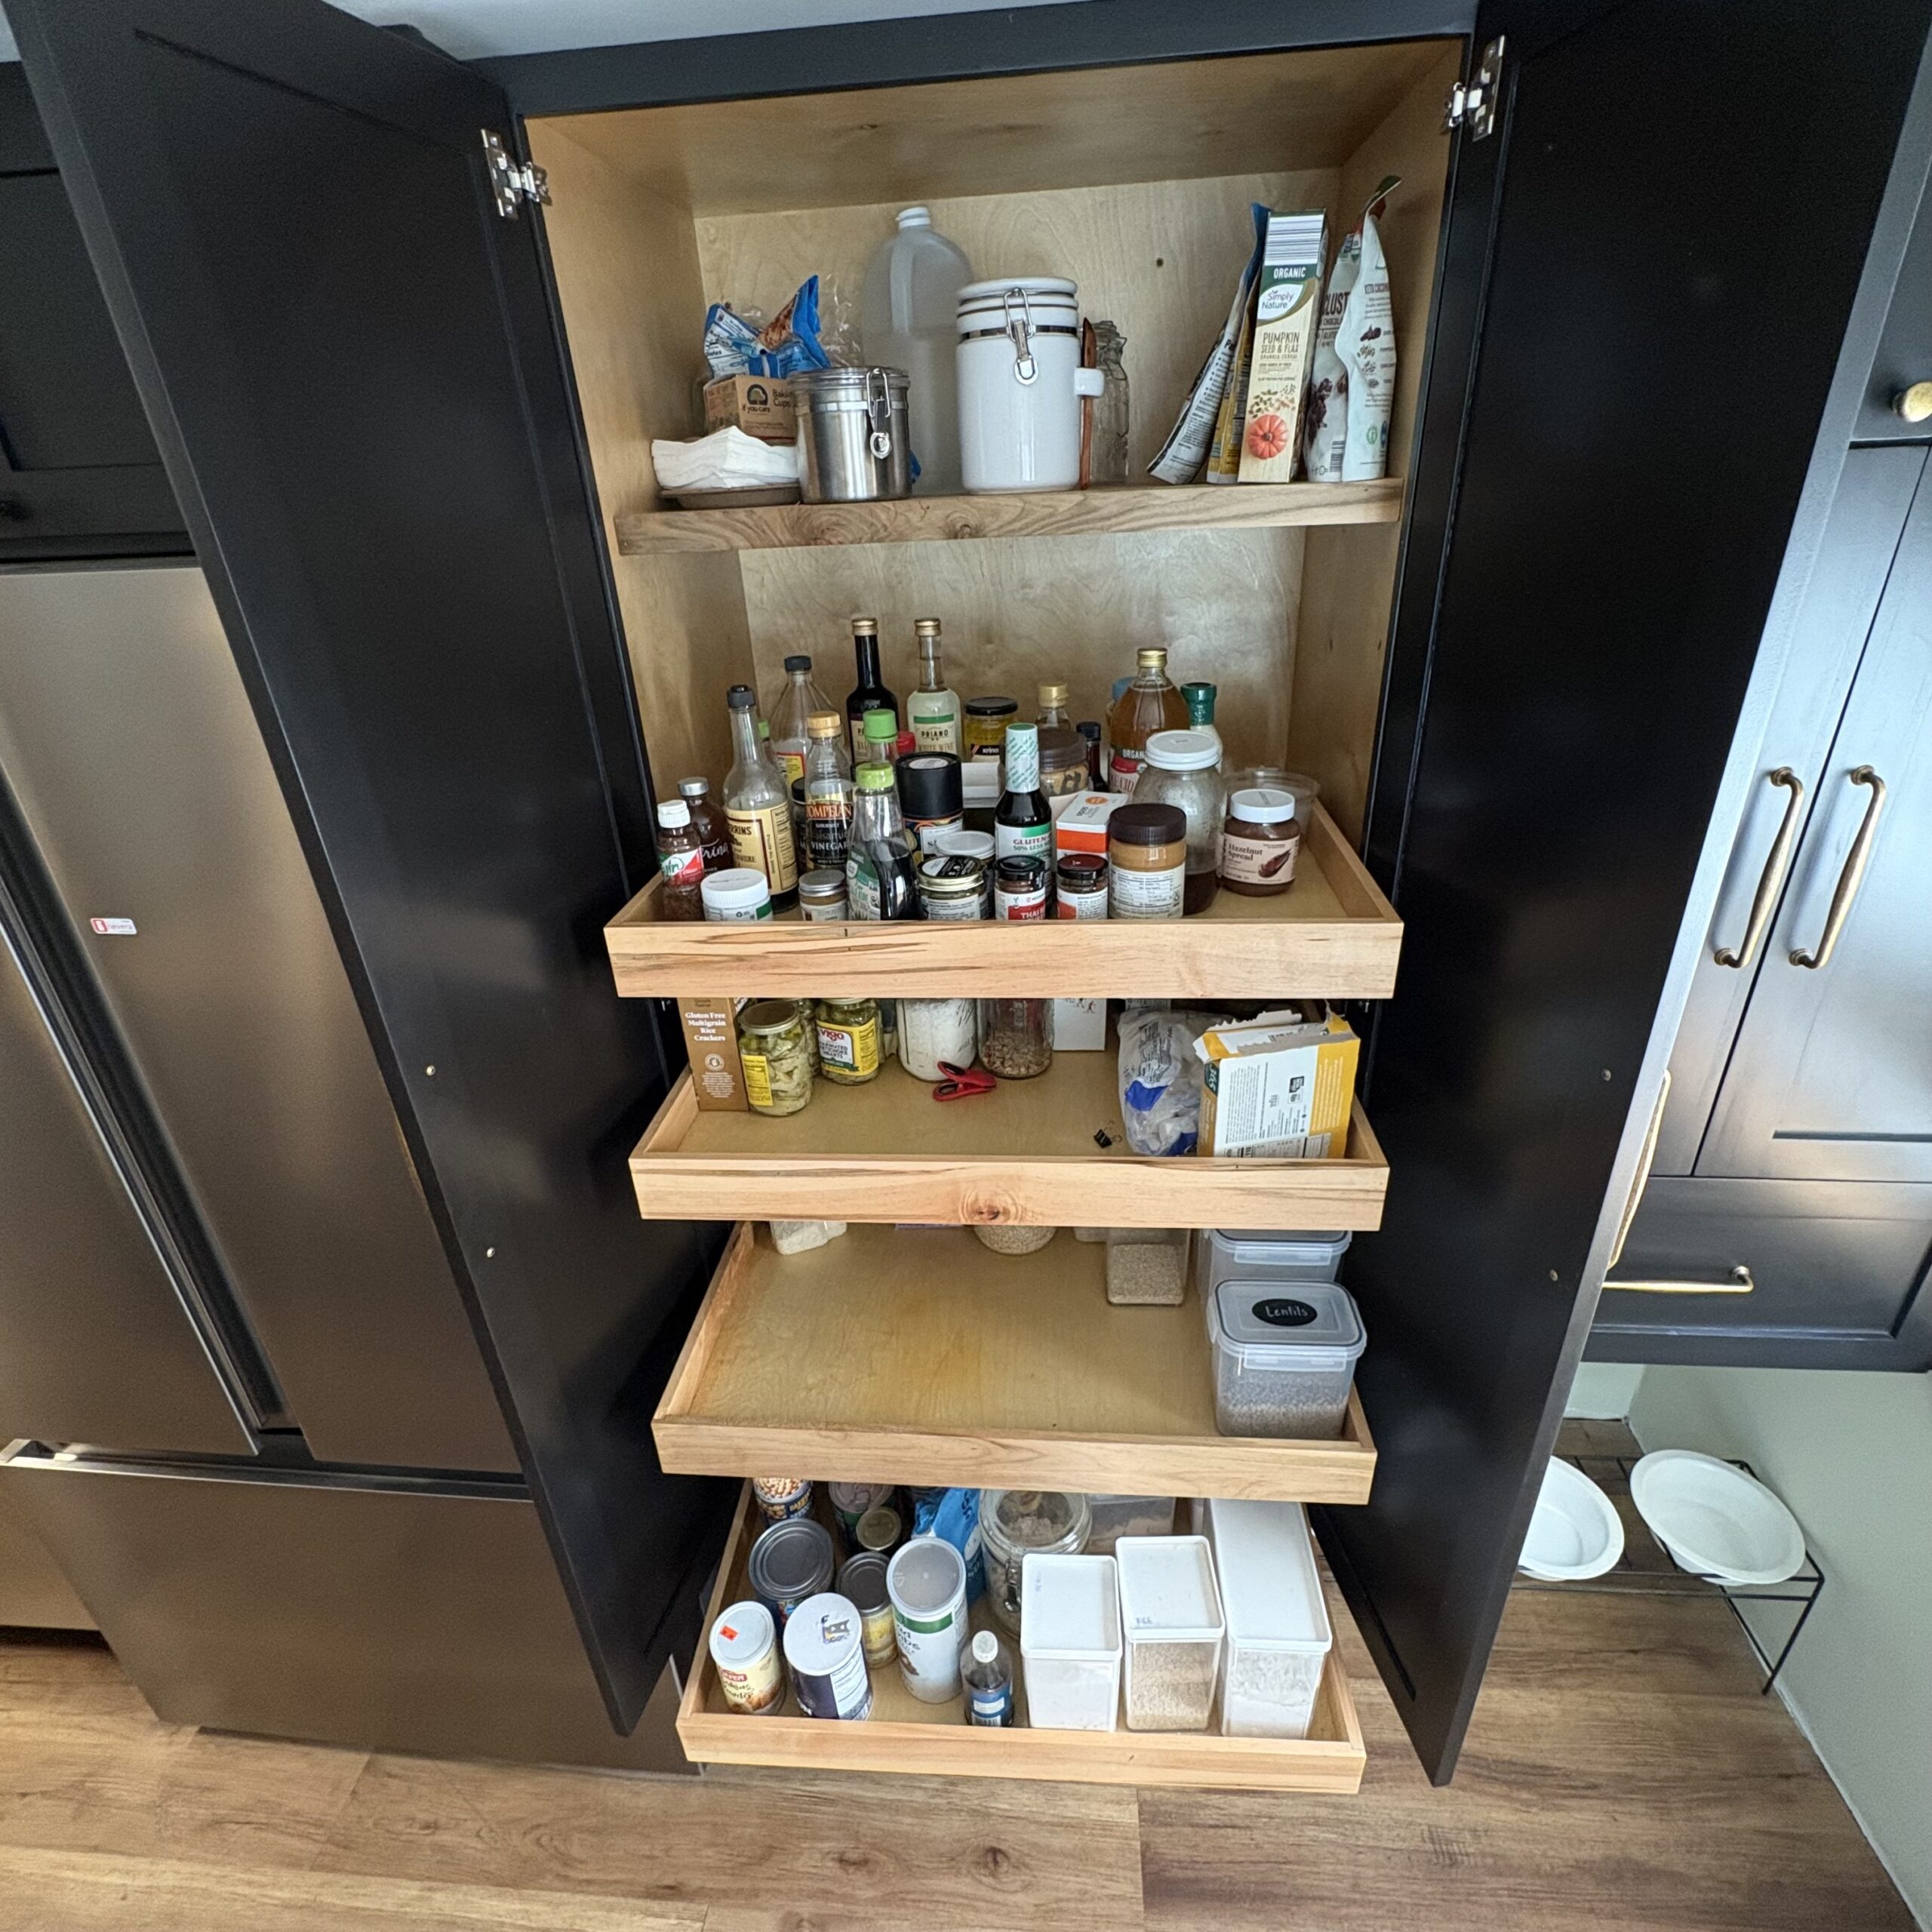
[723, 685, 798, 907]
[769, 653, 832, 787]
[845, 617, 899, 764]
[1106, 647, 1188, 792]
[906, 617, 962, 755]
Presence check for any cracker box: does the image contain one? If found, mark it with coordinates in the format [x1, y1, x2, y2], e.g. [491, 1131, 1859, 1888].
[1194, 1013, 1358, 1158]
[678, 996, 749, 1111]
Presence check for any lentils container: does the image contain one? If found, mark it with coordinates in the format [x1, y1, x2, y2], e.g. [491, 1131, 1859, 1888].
[709, 1599, 785, 1715]
[837, 1551, 899, 1669]
[1209, 1279, 1366, 1439]
[747, 1515, 835, 1626]
[783, 1592, 874, 1720]
[887, 1534, 968, 1702]
[1114, 1534, 1224, 1733]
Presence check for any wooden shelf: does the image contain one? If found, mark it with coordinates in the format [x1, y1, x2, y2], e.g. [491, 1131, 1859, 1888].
[615, 478, 1403, 555]
[607, 802, 1401, 1000]
[631, 1045, 1387, 1229]
[657, 1223, 1377, 1503]
[680, 1482, 1367, 1790]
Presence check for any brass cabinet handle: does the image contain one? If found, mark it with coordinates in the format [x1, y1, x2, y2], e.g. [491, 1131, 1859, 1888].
[1789, 764, 1887, 969]
[1603, 1265, 1755, 1295]
[1712, 768, 1804, 968]
[1605, 1071, 1671, 1272]
[1895, 380, 1932, 423]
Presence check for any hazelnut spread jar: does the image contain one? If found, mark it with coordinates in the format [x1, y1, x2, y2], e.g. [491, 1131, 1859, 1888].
[1220, 786, 1301, 895]
[1109, 802, 1187, 919]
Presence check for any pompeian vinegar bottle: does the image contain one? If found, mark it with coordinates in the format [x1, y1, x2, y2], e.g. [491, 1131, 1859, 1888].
[723, 685, 798, 906]
[1106, 646, 1188, 792]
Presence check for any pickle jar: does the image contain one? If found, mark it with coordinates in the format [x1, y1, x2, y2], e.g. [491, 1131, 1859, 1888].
[816, 995, 883, 1085]
[737, 1000, 814, 1117]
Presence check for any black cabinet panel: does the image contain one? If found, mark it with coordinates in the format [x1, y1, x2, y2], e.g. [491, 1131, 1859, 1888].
[0, 67, 185, 558]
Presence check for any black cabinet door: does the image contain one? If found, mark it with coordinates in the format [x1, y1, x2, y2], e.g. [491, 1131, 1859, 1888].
[1343, 0, 1932, 1780]
[0, 68, 185, 558]
[8, 0, 722, 1733]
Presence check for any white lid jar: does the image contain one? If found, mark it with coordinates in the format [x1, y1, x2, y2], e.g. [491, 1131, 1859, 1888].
[956, 276, 1105, 494]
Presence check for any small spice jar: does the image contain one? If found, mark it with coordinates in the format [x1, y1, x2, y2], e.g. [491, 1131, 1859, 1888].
[702, 866, 774, 923]
[1220, 786, 1301, 896]
[798, 868, 849, 920]
[964, 695, 1018, 760]
[816, 995, 881, 1084]
[1109, 802, 1187, 920]
[1038, 726, 1090, 800]
[737, 1000, 814, 1115]
[916, 851, 989, 921]
[993, 854, 1049, 921]
[1134, 728, 1224, 915]
[1054, 851, 1109, 919]
[897, 752, 964, 852]
[979, 998, 1052, 1078]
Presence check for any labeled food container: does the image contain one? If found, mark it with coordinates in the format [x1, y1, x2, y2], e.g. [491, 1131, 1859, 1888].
[887, 1534, 968, 1702]
[1115, 1534, 1224, 1732]
[836, 1550, 899, 1669]
[1201, 1497, 1332, 1739]
[1020, 1552, 1122, 1730]
[782, 1591, 874, 1720]
[1195, 1227, 1352, 1299]
[747, 1515, 835, 1625]
[1085, 1494, 1177, 1556]
[1209, 1279, 1366, 1439]
[1104, 1227, 1189, 1306]
[793, 365, 911, 502]
[956, 278, 1106, 493]
[980, 1488, 1092, 1633]
[751, 1475, 814, 1523]
[709, 1599, 784, 1715]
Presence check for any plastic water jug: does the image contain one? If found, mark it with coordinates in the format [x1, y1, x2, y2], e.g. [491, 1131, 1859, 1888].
[860, 206, 974, 495]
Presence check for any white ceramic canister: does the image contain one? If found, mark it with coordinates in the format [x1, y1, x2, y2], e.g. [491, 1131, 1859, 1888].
[956, 278, 1106, 494]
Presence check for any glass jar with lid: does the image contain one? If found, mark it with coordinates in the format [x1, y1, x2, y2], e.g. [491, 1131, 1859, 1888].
[1038, 725, 1090, 800]
[1133, 728, 1226, 915]
[736, 1000, 814, 1116]
[815, 995, 882, 1084]
[980, 1489, 1093, 1634]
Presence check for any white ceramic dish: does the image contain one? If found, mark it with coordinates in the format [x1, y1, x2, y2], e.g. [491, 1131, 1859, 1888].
[1630, 1450, 1806, 1586]
[1518, 1457, 1624, 1581]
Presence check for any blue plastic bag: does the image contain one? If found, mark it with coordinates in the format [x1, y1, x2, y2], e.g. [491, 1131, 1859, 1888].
[912, 1486, 984, 1603]
[703, 275, 832, 380]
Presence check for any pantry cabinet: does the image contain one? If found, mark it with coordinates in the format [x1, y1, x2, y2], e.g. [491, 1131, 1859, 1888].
[15, 0, 1932, 1787]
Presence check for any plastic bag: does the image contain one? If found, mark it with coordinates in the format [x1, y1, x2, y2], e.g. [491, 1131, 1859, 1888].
[703, 275, 833, 380]
[1117, 1007, 1202, 1157]
[911, 1486, 984, 1602]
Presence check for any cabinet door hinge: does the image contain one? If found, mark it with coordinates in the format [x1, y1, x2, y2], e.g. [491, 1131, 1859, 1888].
[482, 128, 550, 218]
[1443, 35, 1506, 140]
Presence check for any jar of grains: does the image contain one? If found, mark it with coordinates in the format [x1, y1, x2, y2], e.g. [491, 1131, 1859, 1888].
[980, 1489, 1093, 1635]
[979, 998, 1052, 1078]
[737, 1000, 814, 1115]
[816, 995, 882, 1084]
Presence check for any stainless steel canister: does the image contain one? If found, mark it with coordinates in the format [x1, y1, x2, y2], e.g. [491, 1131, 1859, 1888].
[794, 365, 912, 503]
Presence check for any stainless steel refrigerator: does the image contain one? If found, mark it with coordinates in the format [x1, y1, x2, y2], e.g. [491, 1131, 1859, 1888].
[0, 562, 703, 1769]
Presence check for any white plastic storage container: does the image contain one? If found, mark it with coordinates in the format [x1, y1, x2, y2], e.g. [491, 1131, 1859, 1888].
[1114, 1535, 1223, 1732]
[1209, 1279, 1365, 1439]
[1201, 1497, 1333, 1738]
[1019, 1552, 1121, 1730]
[1195, 1227, 1351, 1303]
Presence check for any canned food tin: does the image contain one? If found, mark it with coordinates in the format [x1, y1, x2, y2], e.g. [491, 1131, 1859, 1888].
[783, 1591, 875, 1719]
[854, 1506, 902, 1555]
[994, 854, 1049, 921]
[838, 1551, 899, 1669]
[888, 1534, 968, 1703]
[747, 1516, 835, 1625]
[828, 1482, 897, 1538]
[752, 1476, 814, 1524]
[709, 1599, 784, 1715]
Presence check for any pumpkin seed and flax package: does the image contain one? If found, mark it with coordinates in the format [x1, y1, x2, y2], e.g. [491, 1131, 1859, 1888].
[1235, 209, 1330, 482]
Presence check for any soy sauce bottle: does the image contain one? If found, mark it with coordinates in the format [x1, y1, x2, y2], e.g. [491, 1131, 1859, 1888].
[995, 721, 1053, 875]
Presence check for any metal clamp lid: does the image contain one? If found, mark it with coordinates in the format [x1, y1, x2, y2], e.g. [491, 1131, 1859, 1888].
[1003, 285, 1038, 385]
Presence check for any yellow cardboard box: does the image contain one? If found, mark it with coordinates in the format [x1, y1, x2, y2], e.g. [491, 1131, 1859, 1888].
[1194, 1012, 1358, 1158]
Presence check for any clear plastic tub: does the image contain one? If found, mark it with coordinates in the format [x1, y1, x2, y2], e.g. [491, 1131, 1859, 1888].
[1115, 1535, 1223, 1732]
[1194, 1227, 1351, 1303]
[1209, 1278, 1365, 1439]
[1020, 1552, 1121, 1730]
[1202, 1497, 1332, 1738]
[1086, 1494, 1176, 1555]
[1104, 1227, 1189, 1305]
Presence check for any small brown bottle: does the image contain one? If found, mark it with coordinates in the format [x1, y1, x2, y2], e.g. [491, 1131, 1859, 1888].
[655, 798, 706, 920]
[678, 776, 733, 871]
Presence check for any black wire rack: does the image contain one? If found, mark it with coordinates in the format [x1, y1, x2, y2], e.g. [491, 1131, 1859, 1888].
[1512, 1452, 1824, 1694]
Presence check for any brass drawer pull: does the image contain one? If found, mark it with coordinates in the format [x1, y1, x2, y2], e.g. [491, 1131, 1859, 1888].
[1789, 764, 1886, 970]
[1712, 767, 1804, 968]
[1602, 1265, 1755, 1295]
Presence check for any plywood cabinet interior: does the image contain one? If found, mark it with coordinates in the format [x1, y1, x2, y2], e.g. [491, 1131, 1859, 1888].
[528, 38, 1455, 835]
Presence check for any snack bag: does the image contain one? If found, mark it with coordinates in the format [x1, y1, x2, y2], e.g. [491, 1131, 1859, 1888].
[1305, 177, 1400, 483]
[702, 275, 833, 380]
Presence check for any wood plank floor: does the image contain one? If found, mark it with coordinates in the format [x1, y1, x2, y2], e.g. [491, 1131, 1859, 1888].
[0, 1457, 1907, 1930]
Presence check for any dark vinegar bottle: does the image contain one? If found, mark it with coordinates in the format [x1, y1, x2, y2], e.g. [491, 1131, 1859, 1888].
[844, 616, 899, 765]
